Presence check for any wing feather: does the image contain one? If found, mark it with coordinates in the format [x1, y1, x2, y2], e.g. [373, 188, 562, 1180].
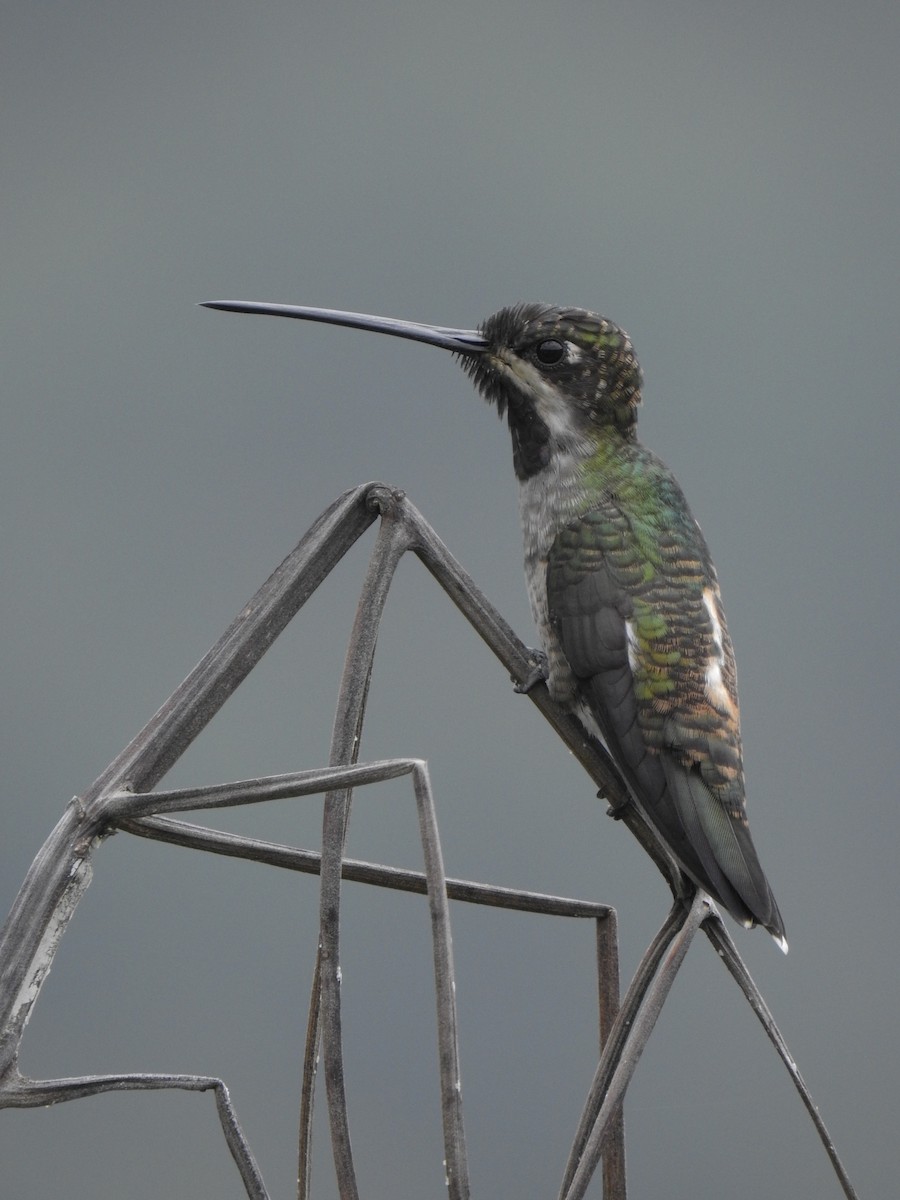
[547, 485, 784, 941]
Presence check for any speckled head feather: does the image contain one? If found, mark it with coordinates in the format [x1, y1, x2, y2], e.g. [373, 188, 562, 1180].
[459, 303, 644, 437]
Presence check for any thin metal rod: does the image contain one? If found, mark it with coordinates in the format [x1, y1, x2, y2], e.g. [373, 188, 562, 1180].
[314, 490, 416, 1200]
[122, 811, 613, 918]
[412, 760, 470, 1199]
[298, 952, 322, 1200]
[106, 760, 419, 819]
[4, 1069, 268, 1200]
[595, 911, 626, 1200]
[559, 900, 694, 1200]
[703, 915, 861, 1200]
[561, 894, 709, 1200]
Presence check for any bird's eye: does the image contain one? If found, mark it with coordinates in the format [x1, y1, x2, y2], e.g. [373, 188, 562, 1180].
[535, 339, 565, 365]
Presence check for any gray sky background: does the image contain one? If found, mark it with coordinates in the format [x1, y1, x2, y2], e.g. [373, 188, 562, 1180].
[2, 2, 898, 1196]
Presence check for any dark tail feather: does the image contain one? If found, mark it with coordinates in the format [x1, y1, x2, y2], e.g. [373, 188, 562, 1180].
[664, 761, 787, 951]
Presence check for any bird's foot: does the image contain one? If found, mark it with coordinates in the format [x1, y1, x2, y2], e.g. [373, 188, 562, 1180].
[601, 790, 632, 820]
[513, 649, 549, 695]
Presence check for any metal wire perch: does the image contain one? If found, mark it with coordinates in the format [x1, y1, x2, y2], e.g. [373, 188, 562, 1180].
[0, 483, 858, 1199]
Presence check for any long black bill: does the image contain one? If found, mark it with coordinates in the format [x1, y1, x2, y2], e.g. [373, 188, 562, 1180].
[201, 301, 489, 356]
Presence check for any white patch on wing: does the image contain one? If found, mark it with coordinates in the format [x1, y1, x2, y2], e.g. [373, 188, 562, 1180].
[702, 587, 737, 717]
[625, 619, 640, 675]
[574, 696, 611, 753]
[705, 659, 730, 708]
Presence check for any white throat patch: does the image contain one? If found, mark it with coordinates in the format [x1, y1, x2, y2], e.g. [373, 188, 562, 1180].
[493, 345, 588, 450]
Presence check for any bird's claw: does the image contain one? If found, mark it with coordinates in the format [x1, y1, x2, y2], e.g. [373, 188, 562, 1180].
[602, 790, 632, 820]
[514, 649, 549, 694]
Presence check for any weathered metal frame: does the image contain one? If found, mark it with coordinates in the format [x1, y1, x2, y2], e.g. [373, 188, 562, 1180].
[0, 482, 858, 1199]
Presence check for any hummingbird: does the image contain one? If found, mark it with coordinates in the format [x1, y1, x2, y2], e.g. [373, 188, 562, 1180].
[202, 299, 787, 950]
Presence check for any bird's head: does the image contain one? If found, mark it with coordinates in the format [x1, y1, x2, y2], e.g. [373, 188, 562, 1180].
[463, 304, 642, 478]
[201, 300, 643, 480]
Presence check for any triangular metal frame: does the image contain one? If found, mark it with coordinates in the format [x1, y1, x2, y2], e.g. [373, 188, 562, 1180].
[0, 482, 857, 1199]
